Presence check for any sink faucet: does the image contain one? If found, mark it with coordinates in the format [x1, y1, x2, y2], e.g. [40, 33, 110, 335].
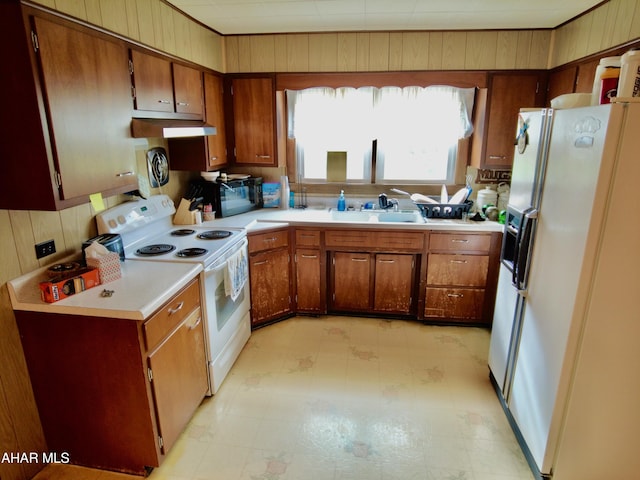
[378, 193, 398, 211]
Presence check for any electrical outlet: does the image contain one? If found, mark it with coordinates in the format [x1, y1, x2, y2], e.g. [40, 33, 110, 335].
[35, 239, 56, 259]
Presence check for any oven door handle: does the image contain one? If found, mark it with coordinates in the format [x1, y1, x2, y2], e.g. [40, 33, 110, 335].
[205, 238, 249, 273]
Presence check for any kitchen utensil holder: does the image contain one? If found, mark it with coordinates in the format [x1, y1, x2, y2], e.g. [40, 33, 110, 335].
[415, 200, 472, 219]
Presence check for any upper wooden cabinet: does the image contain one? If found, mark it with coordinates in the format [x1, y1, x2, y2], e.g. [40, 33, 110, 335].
[229, 76, 277, 166]
[168, 72, 228, 171]
[546, 58, 599, 105]
[130, 49, 203, 118]
[481, 72, 547, 168]
[0, 4, 137, 210]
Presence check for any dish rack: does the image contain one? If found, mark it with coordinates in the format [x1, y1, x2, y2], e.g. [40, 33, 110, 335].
[415, 200, 472, 219]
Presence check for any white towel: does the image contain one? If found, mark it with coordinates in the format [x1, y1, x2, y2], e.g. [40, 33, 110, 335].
[224, 247, 248, 301]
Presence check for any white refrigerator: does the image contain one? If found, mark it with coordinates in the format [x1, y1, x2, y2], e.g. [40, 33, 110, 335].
[488, 102, 640, 480]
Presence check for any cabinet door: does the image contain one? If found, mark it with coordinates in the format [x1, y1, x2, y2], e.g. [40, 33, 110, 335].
[546, 67, 578, 106]
[426, 254, 489, 287]
[424, 287, 485, 321]
[173, 63, 203, 116]
[374, 254, 414, 313]
[332, 252, 371, 311]
[232, 77, 276, 166]
[131, 50, 174, 112]
[249, 248, 291, 326]
[35, 17, 136, 200]
[296, 249, 322, 313]
[204, 72, 227, 169]
[484, 73, 546, 168]
[147, 307, 208, 454]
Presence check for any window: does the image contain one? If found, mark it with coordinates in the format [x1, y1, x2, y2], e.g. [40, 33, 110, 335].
[286, 86, 475, 184]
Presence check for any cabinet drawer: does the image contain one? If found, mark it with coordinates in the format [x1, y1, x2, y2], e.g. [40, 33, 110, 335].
[325, 230, 424, 250]
[424, 287, 485, 320]
[144, 278, 200, 350]
[429, 233, 491, 253]
[295, 229, 321, 247]
[427, 254, 489, 287]
[248, 229, 289, 253]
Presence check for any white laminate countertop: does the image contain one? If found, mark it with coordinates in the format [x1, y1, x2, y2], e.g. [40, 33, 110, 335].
[195, 207, 505, 233]
[8, 259, 202, 321]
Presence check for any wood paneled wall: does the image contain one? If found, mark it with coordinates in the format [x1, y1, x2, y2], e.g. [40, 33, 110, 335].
[32, 0, 225, 71]
[551, 0, 640, 67]
[225, 30, 552, 73]
[2, 1, 639, 479]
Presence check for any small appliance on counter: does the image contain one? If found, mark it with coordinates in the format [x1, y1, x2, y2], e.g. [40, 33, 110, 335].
[187, 176, 263, 218]
[82, 233, 124, 262]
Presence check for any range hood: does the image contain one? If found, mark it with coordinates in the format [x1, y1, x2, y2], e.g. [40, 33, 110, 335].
[131, 119, 217, 138]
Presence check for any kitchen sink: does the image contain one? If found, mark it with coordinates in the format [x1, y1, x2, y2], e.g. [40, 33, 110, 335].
[330, 211, 372, 221]
[329, 209, 423, 223]
[375, 211, 423, 223]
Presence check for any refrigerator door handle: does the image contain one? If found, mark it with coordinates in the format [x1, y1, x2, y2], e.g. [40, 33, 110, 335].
[513, 208, 538, 292]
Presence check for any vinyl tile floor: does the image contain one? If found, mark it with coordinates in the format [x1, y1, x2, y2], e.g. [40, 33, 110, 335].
[34, 316, 534, 480]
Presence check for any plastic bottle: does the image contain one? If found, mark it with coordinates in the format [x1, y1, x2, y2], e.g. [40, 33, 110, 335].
[289, 191, 295, 208]
[591, 56, 621, 105]
[618, 49, 640, 98]
[280, 176, 290, 210]
[337, 190, 346, 211]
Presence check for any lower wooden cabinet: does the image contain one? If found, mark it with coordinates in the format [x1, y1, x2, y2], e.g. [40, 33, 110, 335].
[331, 251, 372, 311]
[247, 226, 499, 326]
[14, 278, 207, 475]
[330, 251, 416, 315]
[248, 228, 292, 327]
[295, 248, 323, 313]
[374, 254, 415, 313]
[423, 232, 501, 325]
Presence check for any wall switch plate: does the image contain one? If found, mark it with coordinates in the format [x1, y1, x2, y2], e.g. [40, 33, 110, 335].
[35, 239, 56, 259]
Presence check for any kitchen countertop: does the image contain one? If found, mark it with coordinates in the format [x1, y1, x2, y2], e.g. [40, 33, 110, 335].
[197, 207, 505, 233]
[8, 258, 202, 320]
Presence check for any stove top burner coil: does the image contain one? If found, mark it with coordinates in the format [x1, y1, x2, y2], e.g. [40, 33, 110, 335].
[197, 230, 232, 240]
[176, 248, 208, 257]
[171, 229, 196, 236]
[136, 244, 176, 256]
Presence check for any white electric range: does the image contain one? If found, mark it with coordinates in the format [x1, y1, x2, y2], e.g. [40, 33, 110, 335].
[96, 195, 250, 395]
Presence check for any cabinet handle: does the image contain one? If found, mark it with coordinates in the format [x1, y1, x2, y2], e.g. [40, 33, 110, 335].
[301, 254, 318, 259]
[116, 171, 135, 177]
[447, 293, 464, 298]
[176, 102, 190, 106]
[300, 234, 316, 237]
[210, 156, 218, 161]
[488, 155, 506, 160]
[263, 237, 277, 242]
[351, 257, 368, 262]
[256, 154, 271, 159]
[378, 259, 395, 264]
[450, 259, 468, 264]
[451, 239, 469, 243]
[168, 301, 184, 315]
[157, 99, 171, 104]
[253, 260, 268, 266]
[188, 316, 202, 330]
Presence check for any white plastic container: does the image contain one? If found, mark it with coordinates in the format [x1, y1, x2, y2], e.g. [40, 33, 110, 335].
[280, 175, 290, 210]
[591, 56, 621, 105]
[618, 49, 640, 98]
[476, 186, 497, 211]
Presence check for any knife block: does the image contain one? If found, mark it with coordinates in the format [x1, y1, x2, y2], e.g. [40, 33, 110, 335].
[173, 198, 196, 225]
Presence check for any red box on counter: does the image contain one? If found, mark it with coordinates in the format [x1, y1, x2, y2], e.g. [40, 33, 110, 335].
[39, 267, 101, 303]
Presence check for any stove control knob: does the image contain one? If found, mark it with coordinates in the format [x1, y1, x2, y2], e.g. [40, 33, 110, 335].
[108, 219, 117, 229]
[117, 215, 126, 225]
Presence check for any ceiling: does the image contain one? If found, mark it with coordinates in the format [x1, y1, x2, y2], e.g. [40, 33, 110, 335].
[166, 0, 604, 35]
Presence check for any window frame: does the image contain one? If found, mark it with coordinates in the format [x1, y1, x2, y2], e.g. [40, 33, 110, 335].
[276, 71, 488, 195]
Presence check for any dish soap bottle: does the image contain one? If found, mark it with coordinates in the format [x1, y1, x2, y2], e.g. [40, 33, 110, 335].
[337, 190, 346, 211]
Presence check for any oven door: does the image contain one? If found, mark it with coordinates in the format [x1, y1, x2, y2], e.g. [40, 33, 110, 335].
[202, 238, 251, 394]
